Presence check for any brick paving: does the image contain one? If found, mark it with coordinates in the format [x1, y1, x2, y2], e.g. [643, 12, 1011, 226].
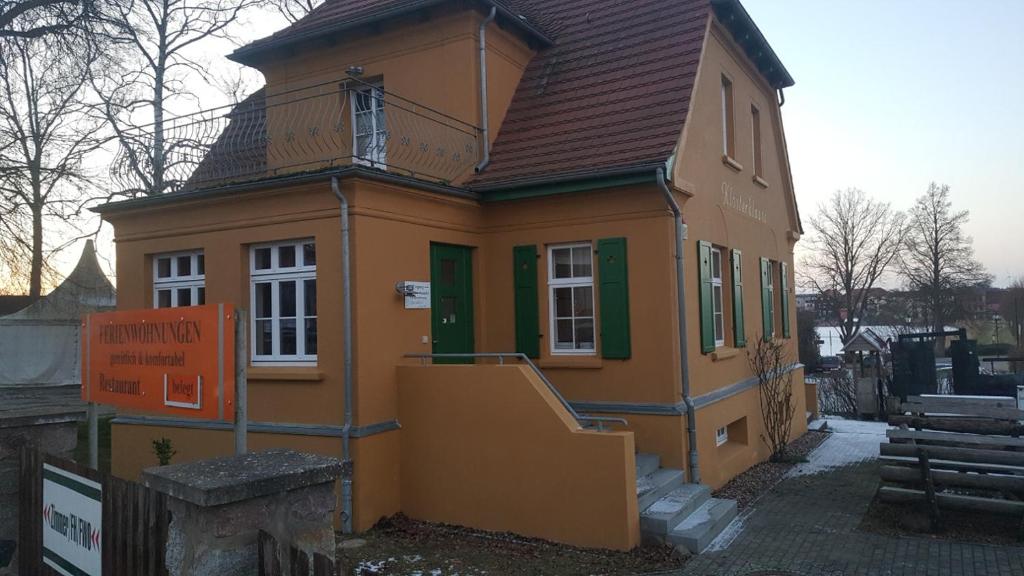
[676, 419, 1024, 576]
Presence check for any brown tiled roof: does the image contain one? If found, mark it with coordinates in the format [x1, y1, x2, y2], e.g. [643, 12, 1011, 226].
[231, 0, 555, 65]
[470, 0, 711, 188]
[218, 0, 792, 192]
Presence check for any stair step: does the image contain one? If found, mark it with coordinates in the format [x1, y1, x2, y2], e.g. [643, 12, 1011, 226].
[666, 498, 738, 554]
[640, 484, 711, 535]
[635, 453, 661, 478]
[636, 468, 685, 511]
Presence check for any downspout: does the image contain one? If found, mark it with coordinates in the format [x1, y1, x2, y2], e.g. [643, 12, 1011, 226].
[777, 88, 786, 107]
[656, 167, 700, 485]
[331, 176, 355, 532]
[474, 5, 497, 172]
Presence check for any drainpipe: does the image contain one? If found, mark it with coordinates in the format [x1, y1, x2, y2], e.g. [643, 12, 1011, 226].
[331, 176, 355, 532]
[656, 167, 700, 485]
[474, 5, 497, 172]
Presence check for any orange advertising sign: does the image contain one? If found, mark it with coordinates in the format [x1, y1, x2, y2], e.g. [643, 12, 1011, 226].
[82, 304, 236, 421]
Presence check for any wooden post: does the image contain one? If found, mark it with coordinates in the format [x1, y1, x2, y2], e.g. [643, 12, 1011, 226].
[235, 310, 248, 454]
[917, 447, 942, 532]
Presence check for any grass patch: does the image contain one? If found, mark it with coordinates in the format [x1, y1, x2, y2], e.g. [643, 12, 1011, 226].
[73, 415, 113, 474]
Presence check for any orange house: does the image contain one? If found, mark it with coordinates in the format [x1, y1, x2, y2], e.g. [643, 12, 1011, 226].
[97, 0, 805, 552]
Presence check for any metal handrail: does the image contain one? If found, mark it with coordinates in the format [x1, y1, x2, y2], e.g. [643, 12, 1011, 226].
[403, 352, 628, 431]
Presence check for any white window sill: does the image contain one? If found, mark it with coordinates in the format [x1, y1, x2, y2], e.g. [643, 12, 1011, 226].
[248, 366, 323, 381]
[752, 175, 769, 189]
[711, 347, 741, 362]
[722, 155, 743, 172]
[539, 357, 603, 369]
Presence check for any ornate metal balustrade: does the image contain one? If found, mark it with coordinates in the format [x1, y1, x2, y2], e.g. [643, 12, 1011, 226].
[110, 78, 483, 195]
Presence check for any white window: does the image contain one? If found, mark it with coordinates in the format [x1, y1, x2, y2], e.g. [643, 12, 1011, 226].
[711, 247, 725, 347]
[716, 426, 729, 447]
[352, 85, 387, 167]
[153, 251, 205, 308]
[250, 240, 317, 364]
[548, 243, 595, 354]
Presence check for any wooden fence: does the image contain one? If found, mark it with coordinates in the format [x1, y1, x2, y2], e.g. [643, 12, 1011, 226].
[18, 447, 170, 575]
[880, 394, 1024, 532]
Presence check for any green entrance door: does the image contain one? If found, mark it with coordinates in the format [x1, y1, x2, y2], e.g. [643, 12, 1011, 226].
[430, 243, 474, 363]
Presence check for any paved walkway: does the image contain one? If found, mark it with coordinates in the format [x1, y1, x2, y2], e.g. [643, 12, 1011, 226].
[678, 419, 1024, 576]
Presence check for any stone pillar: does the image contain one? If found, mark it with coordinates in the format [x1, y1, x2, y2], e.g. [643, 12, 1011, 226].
[0, 409, 85, 576]
[142, 448, 341, 576]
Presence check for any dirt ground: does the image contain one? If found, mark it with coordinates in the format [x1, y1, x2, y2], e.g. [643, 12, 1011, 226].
[713, 429, 830, 509]
[860, 497, 1024, 547]
[336, 515, 682, 575]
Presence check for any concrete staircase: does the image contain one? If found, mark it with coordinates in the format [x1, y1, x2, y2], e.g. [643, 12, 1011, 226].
[636, 452, 737, 554]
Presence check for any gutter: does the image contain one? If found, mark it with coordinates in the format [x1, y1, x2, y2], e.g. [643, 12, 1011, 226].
[331, 176, 355, 533]
[656, 167, 700, 484]
[93, 166, 479, 215]
[475, 6, 497, 172]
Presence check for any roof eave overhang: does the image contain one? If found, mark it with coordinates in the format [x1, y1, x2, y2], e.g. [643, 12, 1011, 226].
[468, 163, 665, 200]
[710, 0, 794, 89]
[229, 0, 554, 67]
[92, 167, 480, 216]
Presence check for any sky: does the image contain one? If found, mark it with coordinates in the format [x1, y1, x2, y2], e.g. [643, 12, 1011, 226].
[42, 0, 1024, 291]
[743, 0, 1024, 287]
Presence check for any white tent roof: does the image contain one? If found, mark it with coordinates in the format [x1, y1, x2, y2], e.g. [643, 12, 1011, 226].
[0, 240, 115, 325]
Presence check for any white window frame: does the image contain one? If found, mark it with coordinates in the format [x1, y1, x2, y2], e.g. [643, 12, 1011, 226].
[715, 425, 729, 447]
[351, 85, 387, 168]
[250, 239, 317, 365]
[548, 242, 596, 355]
[152, 250, 205, 308]
[711, 247, 725, 347]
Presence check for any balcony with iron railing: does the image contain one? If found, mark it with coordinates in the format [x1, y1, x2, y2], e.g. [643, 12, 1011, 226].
[110, 77, 484, 196]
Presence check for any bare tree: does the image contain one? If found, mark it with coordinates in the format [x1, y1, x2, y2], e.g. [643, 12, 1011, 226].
[748, 336, 796, 462]
[801, 188, 906, 343]
[1003, 277, 1024, 349]
[92, 0, 264, 197]
[900, 183, 991, 334]
[0, 34, 105, 298]
[0, 0, 103, 39]
[272, 0, 319, 23]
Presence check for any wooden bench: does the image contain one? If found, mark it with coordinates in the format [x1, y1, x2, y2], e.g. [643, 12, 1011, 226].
[879, 394, 1024, 532]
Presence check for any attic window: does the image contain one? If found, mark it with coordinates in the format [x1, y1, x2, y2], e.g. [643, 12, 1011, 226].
[721, 76, 735, 160]
[751, 105, 764, 180]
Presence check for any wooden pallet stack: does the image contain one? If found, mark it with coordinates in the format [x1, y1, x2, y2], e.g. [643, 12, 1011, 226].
[879, 394, 1024, 531]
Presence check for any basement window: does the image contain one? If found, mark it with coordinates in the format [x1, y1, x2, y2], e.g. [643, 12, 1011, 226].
[715, 426, 729, 447]
[251, 240, 317, 364]
[548, 243, 595, 354]
[153, 251, 205, 308]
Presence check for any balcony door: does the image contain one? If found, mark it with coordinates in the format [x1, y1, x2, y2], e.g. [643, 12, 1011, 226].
[430, 243, 474, 364]
[352, 85, 387, 167]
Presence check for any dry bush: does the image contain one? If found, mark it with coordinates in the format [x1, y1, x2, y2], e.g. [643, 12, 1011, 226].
[816, 369, 858, 416]
[748, 336, 797, 462]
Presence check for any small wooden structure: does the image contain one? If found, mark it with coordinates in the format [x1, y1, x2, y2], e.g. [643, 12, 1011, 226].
[880, 394, 1024, 532]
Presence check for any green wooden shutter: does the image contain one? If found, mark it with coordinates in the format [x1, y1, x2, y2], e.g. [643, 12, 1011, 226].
[698, 241, 715, 353]
[731, 249, 746, 347]
[597, 237, 631, 359]
[780, 261, 791, 338]
[513, 245, 540, 358]
[760, 257, 772, 342]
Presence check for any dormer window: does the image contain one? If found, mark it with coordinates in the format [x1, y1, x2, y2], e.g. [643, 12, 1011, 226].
[352, 85, 387, 167]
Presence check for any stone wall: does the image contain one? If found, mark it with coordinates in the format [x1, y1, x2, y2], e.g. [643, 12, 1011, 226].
[0, 411, 83, 575]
